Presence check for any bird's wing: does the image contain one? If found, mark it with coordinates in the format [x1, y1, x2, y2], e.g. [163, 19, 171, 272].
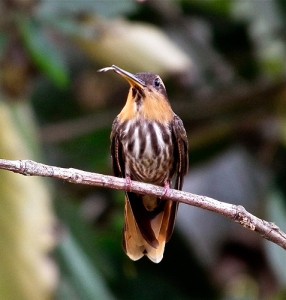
[110, 117, 125, 178]
[161, 115, 188, 243]
[171, 114, 189, 190]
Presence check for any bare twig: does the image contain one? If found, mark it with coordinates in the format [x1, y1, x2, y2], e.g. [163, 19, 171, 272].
[0, 158, 286, 251]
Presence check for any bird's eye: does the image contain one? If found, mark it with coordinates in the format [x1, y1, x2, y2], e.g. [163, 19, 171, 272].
[153, 77, 161, 89]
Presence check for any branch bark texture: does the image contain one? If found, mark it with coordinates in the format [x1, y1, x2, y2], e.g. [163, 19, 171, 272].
[0, 158, 286, 251]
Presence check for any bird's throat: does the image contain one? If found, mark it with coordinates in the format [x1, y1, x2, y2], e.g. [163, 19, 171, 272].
[118, 88, 173, 123]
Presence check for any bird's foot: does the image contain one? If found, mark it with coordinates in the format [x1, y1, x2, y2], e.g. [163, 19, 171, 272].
[161, 182, 171, 199]
[125, 176, 132, 192]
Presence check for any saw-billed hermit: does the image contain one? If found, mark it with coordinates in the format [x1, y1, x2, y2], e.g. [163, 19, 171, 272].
[99, 65, 188, 263]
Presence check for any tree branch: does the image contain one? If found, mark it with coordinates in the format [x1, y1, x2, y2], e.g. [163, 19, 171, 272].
[0, 158, 286, 251]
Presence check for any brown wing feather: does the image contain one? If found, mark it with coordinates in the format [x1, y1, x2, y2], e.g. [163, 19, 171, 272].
[110, 117, 125, 178]
[172, 114, 189, 190]
[164, 115, 189, 242]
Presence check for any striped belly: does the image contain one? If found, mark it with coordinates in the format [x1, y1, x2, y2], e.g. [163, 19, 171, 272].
[121, 120, 174, 184]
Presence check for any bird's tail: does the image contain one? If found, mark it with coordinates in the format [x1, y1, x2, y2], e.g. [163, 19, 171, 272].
[123, 194, 177, 263]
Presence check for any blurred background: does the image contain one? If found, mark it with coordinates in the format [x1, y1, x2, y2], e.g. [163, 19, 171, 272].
[1, 0, 286, 299]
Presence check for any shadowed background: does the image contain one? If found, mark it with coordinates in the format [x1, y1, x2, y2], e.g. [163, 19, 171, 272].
[0, 0, 286, 299]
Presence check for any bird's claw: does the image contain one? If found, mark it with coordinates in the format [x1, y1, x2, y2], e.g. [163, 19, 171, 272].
[125, 176, 132, 192]
[161, 182, 171, 199]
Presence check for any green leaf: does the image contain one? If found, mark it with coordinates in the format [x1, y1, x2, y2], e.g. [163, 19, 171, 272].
[57, 233, 115, 300]
[20, 18, 69, 88]
[182, 0, 231, 16]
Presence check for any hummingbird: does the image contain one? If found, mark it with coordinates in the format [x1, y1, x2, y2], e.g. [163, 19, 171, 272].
[99, 65, 188, 263]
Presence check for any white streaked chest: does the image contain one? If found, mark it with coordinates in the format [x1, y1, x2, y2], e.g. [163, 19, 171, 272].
[119, 120, 174, 183]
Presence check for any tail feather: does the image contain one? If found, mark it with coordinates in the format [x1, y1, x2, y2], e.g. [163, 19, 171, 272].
[123, 194, 178, 263]
[123, 199, 145, 261]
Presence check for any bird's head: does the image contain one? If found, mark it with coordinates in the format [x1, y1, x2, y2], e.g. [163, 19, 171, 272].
[99, 65, 173, 122]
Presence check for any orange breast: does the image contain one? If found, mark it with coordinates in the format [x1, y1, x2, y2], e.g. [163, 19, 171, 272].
[118, 88, 174, 124]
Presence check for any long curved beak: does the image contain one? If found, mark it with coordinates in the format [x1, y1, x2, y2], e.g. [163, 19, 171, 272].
[98, 65, 146, 89]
